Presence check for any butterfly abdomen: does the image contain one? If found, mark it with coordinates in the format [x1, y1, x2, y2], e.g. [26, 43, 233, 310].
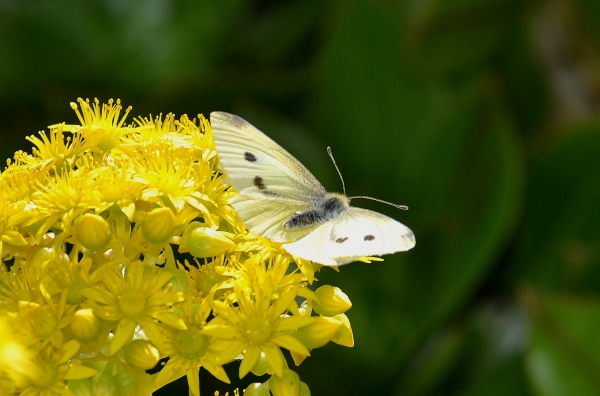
[284, 193, 348, 230]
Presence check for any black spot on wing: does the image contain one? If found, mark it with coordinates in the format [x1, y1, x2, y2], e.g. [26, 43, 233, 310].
[364, 235, 375, 241]
[335, 237, 348, 243]
[254, 176, 267, 190]
[244, 152, 257, 162]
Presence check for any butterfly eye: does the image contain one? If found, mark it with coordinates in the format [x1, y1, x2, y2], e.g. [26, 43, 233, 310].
[364, 235, 375, 241]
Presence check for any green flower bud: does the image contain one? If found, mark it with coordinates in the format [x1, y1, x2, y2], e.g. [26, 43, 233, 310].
[166, 268, 188, 294]
[187, 226, 234, 258]
[312, 285, 352, 316]
[300, 382, 311, 396]
[245, 382, 270, 396]
[116, 372, 139, 396]
[296, 316, 341, 349]
[78, 214, 111, 251]
[123, 339, 159, 370]
[270, 370, 301, 396]
[250, 351, 268, 376]
[91, 372, 118, 396]
[26, 245, 53, 269]
[141, 207, 175, 244]
[67, 378, 92, 395]
[70, 308, 102, 343]
[331, 313, 354, 347]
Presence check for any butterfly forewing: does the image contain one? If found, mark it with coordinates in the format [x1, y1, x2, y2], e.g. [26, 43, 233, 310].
[211, 111, 327, 241]
[210, 112, 327, 201]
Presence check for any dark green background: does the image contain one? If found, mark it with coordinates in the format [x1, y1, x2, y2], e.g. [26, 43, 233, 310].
[2, 1, 600, 395]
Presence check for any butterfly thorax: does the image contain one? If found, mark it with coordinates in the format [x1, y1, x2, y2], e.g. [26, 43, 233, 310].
[283, 193, 348, 230]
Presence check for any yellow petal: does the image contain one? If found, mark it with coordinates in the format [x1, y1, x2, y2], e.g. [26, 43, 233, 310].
[270, 334, 310, 356]
[63, 364, 99, 380]
[155, 359, 186, 390]
[239, 346, 261, 379]
[109, 318, 136, 355]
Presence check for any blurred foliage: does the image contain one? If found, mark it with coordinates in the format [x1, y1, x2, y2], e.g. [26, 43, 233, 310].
[2, 0, 600, 395]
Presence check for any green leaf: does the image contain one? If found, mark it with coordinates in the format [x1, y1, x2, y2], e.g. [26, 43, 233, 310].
[525, 291, 600, 396]
[405, 0, 521, 77]
[510, 125, 600, 291]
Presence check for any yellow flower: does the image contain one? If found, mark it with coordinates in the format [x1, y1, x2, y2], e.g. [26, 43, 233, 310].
[64, 97, 132, 152]
[32, 167, 102, 238]
[14, 341, 98, 396]
[202, 275, 315, 379]
[155, 297, 229, 396]
[0, 98, 360, 395]
[9, 288, 73, 351]
[26, 123, 84, 171]
[82, 261, 186, 355]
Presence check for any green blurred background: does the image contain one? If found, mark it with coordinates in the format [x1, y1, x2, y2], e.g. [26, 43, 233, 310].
[2, 0, 600, 395]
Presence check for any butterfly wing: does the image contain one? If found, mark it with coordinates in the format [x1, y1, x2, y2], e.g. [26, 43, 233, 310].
[227, 194, 319, 242]
[283, 207, 415, 265]
[210, 112, 327, 241]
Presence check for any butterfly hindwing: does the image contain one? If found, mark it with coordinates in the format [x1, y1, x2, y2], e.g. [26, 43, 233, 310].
[283, 207, 415, 265]
[229, 194, 314, 242]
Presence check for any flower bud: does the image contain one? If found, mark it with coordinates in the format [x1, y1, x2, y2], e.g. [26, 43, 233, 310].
[166, 268, 189, 294]
[78, 214, 111, 251]
[300, 382, 311, 396]
[245, 382, 270, 396]
[312, 285, 352, 316]
[142, 207, 175, 244]
[91, 372, 118, 396]
[186, 226, 234, 257]
[270, 369, 301, 396]
[26, 245, 53, 269]
[296, 316, 341, 349]
[70, 309, 102, 342]
[116, 371, 139, 396]
[250, 351, 268, 376]
[124, 340, 159, 370]
[331, 313, 354, 347]
[67, 378, 92, 395]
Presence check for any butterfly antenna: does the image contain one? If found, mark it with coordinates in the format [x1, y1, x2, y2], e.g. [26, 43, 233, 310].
[349, 196, 409, 210]
[327, 146, 346, 195]
[328, 147, 408, 210]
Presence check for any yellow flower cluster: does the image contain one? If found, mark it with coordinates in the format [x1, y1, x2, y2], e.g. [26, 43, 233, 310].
[0, 98, 354, 396]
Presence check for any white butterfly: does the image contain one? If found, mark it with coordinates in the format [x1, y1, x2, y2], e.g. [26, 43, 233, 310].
[210, 111, 415, 266]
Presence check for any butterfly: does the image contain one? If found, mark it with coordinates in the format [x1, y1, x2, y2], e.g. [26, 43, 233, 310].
[210, 111, 415, 266]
